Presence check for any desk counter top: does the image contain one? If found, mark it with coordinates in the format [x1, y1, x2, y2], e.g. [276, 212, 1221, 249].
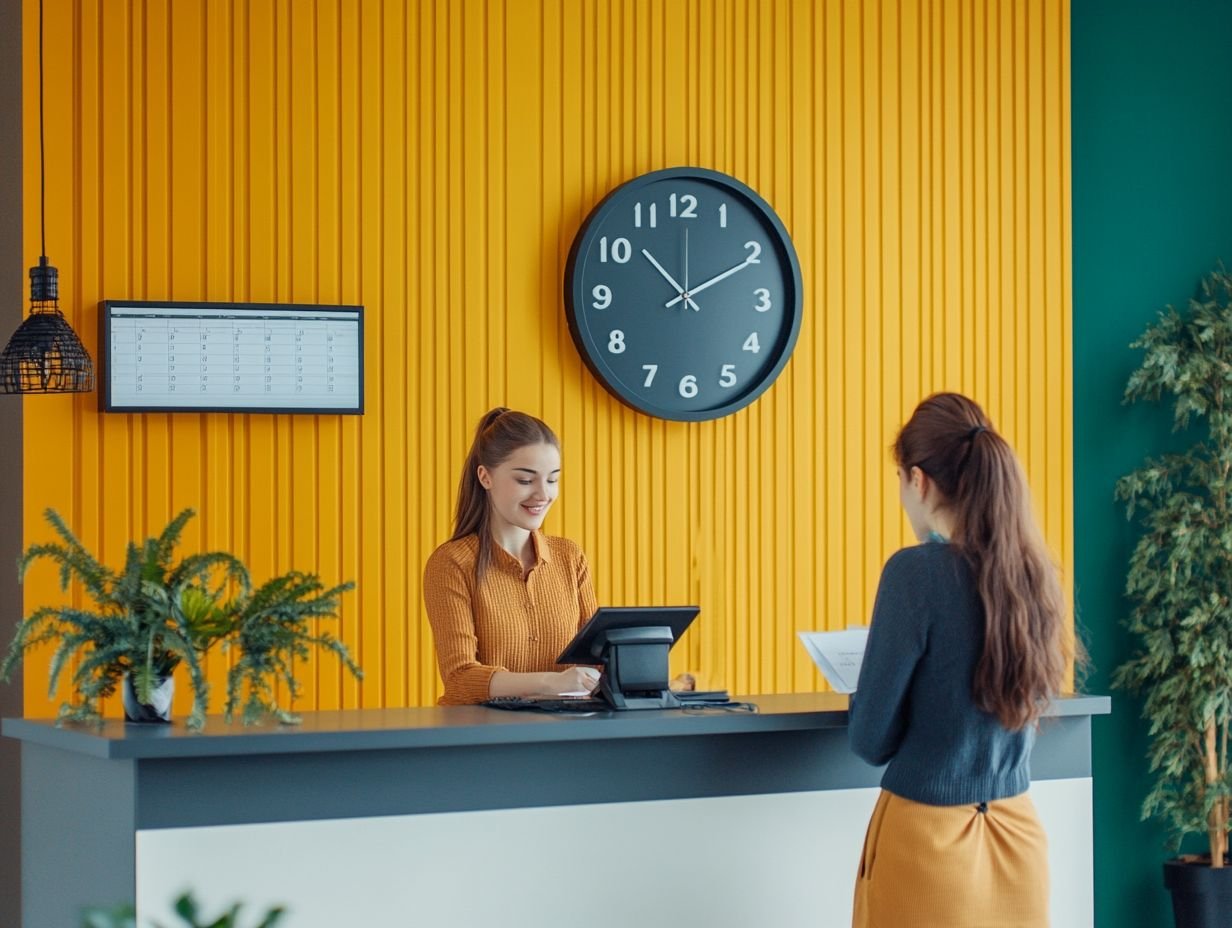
[2, 692, 1110, 761]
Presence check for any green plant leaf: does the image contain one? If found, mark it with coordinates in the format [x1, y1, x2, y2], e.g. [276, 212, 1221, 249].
[1117, 264, 1232, 857]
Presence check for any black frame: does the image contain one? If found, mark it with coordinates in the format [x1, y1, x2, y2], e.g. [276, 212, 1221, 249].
[99, 300, 365, 415]
[556, 606, 700, 665]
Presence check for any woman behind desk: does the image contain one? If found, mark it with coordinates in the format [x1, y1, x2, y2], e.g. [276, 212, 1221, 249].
[849, 393, 1073, 928]
[423, 408, 600, 705]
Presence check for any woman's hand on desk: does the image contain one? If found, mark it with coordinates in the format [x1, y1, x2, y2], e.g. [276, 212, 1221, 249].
[553, 666, 601, 696]
[488, 666, 601, 698]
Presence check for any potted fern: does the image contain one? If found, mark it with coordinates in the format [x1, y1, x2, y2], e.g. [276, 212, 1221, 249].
[0, 509, 247, 729]
[1, 509, 362, 730]
[1115, 265, 1232, 927]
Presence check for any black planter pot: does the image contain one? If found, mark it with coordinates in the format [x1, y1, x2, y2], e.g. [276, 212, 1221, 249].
[1164, 857, 1232, 928]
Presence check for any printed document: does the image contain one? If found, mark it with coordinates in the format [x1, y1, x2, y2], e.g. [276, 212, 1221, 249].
[798, 628, 869, 694]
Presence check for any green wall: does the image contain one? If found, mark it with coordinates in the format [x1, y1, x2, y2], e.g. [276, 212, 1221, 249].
[1072, 0, 1232, 925]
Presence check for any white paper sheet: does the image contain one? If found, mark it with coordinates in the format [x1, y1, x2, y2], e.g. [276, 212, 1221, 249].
[797, 628, 869, 694]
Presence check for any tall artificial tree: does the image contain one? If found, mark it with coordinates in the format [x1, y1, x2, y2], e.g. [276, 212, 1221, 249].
[1116, 266, 1232, 866]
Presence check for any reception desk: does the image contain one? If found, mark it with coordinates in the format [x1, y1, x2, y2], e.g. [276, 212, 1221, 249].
[4, 693, 1108, 927]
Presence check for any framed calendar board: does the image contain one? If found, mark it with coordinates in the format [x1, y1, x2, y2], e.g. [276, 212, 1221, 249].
[100, 301, 364, 414]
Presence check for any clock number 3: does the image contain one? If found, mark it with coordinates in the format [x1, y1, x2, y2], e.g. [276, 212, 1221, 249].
[754, 288, 771, 312]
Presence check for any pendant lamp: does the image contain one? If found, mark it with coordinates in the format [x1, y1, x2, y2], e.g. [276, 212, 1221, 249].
[0, 0, 94, 394]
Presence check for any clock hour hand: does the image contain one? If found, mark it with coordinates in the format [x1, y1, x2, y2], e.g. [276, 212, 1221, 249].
[641, 249, 701, 312]
[665, 256, 754, 308]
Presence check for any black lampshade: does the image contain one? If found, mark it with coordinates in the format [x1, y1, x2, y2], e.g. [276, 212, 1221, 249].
[0, 0, 95, 396]
[0, 258, 95, 394]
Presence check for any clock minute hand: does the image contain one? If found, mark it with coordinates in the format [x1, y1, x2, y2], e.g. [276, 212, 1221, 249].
[665, 257, 753, 308]
[641, 249, 701, 311]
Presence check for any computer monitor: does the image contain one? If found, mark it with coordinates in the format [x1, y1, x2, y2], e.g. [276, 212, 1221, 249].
[556, 606, 700, 710]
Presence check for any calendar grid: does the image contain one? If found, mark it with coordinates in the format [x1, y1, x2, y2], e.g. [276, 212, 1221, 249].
[100, 302, 364, 414]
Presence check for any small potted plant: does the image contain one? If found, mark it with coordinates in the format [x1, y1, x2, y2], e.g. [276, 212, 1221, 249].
[1115, 265, 1232, 927]
[2, 509, 362, 730]
[224, 570, 362, 725]
[1, 508, 248, 729]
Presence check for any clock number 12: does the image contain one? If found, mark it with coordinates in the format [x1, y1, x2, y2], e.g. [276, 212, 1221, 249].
[669, 194, 698, 219]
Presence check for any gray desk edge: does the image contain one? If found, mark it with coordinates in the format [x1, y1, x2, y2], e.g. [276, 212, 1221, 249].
[2, 693, 1110, 760]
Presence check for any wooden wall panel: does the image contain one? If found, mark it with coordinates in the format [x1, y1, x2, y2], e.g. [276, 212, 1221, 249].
[19, 0, 1072, 715]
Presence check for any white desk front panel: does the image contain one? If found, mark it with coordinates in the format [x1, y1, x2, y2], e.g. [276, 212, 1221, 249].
[137, 778, 1091, 927]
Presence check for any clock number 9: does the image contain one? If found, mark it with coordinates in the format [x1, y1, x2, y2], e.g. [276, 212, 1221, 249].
[678, 374, 699, 398]
[592, 285, 612, 310]
[754, 288, 771, 312]
[608, 330, 626, 354]
[599, 236, 632, 263]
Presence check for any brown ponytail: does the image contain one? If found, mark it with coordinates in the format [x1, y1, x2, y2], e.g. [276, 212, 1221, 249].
[453, 408, 560, 583]
[894, 393, 1070, 730]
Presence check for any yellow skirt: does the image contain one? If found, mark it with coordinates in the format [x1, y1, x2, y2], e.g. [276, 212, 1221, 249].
[852, 789, 1049, 928]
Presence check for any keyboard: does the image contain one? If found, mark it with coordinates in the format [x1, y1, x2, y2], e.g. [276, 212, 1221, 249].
[483, 696, 610, 713]
[483, 691, 735, 712]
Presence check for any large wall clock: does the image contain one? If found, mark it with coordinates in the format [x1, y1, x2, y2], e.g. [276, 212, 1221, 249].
[564, 166, 803, 422]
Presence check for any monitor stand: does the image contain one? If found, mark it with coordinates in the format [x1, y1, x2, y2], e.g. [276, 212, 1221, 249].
[596, 627, 683, 710]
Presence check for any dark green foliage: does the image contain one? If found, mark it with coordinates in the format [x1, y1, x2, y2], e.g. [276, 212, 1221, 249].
[81, 892, 285, 928]
[1, 508, 248, 729]
[1114, 266, 1232, 857]
[163, 892, 285, 928]
[2, 508, 361, 729]
[225, 571, 362, 725]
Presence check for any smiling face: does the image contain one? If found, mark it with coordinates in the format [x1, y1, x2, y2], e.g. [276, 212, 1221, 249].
[477, 442, 562, 536]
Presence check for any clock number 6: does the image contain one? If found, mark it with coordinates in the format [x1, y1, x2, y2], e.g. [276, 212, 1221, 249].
[754, 288, 771, 312]
[678, 374, 699, 398]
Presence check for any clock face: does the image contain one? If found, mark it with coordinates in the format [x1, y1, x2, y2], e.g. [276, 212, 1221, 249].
[564, 167, 803, 422]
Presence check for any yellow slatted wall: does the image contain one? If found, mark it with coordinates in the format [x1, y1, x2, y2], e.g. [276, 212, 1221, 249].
[20, 0, 1071, 716]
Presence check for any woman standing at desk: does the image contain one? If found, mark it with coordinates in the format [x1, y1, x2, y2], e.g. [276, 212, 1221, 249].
[849, 393, 1071, 928]
[423, 407, 600, 705]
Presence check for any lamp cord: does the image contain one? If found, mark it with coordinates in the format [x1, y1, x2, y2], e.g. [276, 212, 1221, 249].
[38, 0, 46, 261]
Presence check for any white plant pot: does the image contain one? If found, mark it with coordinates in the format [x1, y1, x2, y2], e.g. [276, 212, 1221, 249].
[122, 673, 175, 723]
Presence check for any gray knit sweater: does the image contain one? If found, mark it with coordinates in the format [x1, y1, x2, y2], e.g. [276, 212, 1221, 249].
[848, 541, 1033, 806]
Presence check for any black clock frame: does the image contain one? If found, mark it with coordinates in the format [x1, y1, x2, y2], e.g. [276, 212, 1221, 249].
[564, 166, 803, 422]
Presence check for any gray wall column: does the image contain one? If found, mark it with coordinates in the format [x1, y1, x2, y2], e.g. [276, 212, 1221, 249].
[0, 0, 24, 925]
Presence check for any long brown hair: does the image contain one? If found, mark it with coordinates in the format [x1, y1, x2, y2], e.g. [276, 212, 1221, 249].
[894, 392, 1070, 730]
[452, 407, 560, 582]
